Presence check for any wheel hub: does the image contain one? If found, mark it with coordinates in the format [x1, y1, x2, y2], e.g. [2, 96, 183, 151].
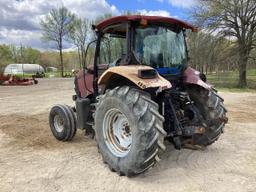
[53, 115, 64, 132]
[103, 108, 132, 157]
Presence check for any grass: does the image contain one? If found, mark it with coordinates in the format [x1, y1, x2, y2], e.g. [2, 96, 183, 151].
[216, 87, 256, 93]
[207, 69, 256, 92]
[3, 69, 256, 92]
[6, 72, 74, 78]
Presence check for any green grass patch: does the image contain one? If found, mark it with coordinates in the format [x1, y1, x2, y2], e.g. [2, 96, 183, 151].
[4, 71, 74, 78]
[216, 87, 256, 92]
[12, 73, 35, 78]
[207, 69, 256, 91]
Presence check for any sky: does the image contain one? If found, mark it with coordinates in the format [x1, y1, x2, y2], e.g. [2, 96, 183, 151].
[0, 0, 197, 50]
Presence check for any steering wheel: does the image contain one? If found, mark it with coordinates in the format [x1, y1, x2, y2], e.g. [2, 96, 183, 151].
[109, 58, 122, 67]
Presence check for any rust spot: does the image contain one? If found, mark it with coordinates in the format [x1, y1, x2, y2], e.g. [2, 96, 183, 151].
[222, 116, 229, 123]
[194, 127, 205, 134]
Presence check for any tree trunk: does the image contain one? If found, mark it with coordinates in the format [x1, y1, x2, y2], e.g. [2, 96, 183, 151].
[59, 36, 64, 77]
[201, 65, 204, 73]
[59, 47, 64, 77]
[238, 49, 248, 88]
[81, 49, 85, 68]
[107, 42, 111, 63]
[77, 46, 82, 69]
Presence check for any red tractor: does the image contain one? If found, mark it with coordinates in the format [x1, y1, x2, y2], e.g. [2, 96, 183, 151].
[49, 15, 228, 176]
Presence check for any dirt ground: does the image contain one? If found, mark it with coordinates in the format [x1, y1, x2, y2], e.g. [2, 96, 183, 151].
[0, 78, 255, 192]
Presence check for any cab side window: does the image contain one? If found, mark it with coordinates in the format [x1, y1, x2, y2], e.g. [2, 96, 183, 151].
[99, 35, 127, 67]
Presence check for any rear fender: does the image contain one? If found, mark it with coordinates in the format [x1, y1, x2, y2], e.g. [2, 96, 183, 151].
[183, 67, 211, 90]
[98, 65, 172, 91]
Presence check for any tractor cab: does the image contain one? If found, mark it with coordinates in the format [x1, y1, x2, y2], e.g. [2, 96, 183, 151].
[77, 15, 199, 98]
[93, 16, 196, 78]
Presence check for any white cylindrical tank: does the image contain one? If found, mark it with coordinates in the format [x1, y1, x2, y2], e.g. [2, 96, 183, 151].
[4, 64, 44, 75]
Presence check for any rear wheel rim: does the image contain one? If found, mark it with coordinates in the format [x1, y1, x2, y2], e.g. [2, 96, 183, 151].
[103, 108, 132, 157]
[53, 114, 64, 133]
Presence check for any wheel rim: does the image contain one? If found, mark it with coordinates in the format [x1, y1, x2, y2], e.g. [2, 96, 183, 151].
[103, 108, 132, 157]
[53, 114, 64, 133]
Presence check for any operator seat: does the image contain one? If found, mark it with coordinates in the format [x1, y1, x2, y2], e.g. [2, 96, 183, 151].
[150, 53, 164, 68]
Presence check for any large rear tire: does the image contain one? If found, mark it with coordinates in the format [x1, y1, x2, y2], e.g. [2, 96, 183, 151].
[188, 87, 228, 146]
[95, 86, 166, 176]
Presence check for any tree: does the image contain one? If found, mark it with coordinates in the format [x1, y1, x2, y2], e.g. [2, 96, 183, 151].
[40, 7, 75, 77]
[39, 51, 60, 69]
[193, 0, 256, 87]
[0, 44, 13, 71]
[94, 13, 113, 25]
[188, 31, 237, 74]
[24, 47, 41, 64]
[69, 17, 90, 69]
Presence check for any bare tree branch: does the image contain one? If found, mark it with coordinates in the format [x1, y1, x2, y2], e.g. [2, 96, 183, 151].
[40, 7, 75, 77]
[192, 0, 256, 87]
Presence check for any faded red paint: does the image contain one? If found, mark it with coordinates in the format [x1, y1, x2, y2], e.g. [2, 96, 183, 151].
[183, 67, 211, 90]
[76, 70, 94, 98]
[0, 74, 35, 86]
[96, 15, 197, 32]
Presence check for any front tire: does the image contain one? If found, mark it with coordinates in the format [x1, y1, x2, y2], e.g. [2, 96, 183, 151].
[95, 86, 166, 176]
[49, 104, 77, 141]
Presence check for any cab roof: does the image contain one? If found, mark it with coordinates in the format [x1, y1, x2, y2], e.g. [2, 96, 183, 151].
[96, 15, 197, 32]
